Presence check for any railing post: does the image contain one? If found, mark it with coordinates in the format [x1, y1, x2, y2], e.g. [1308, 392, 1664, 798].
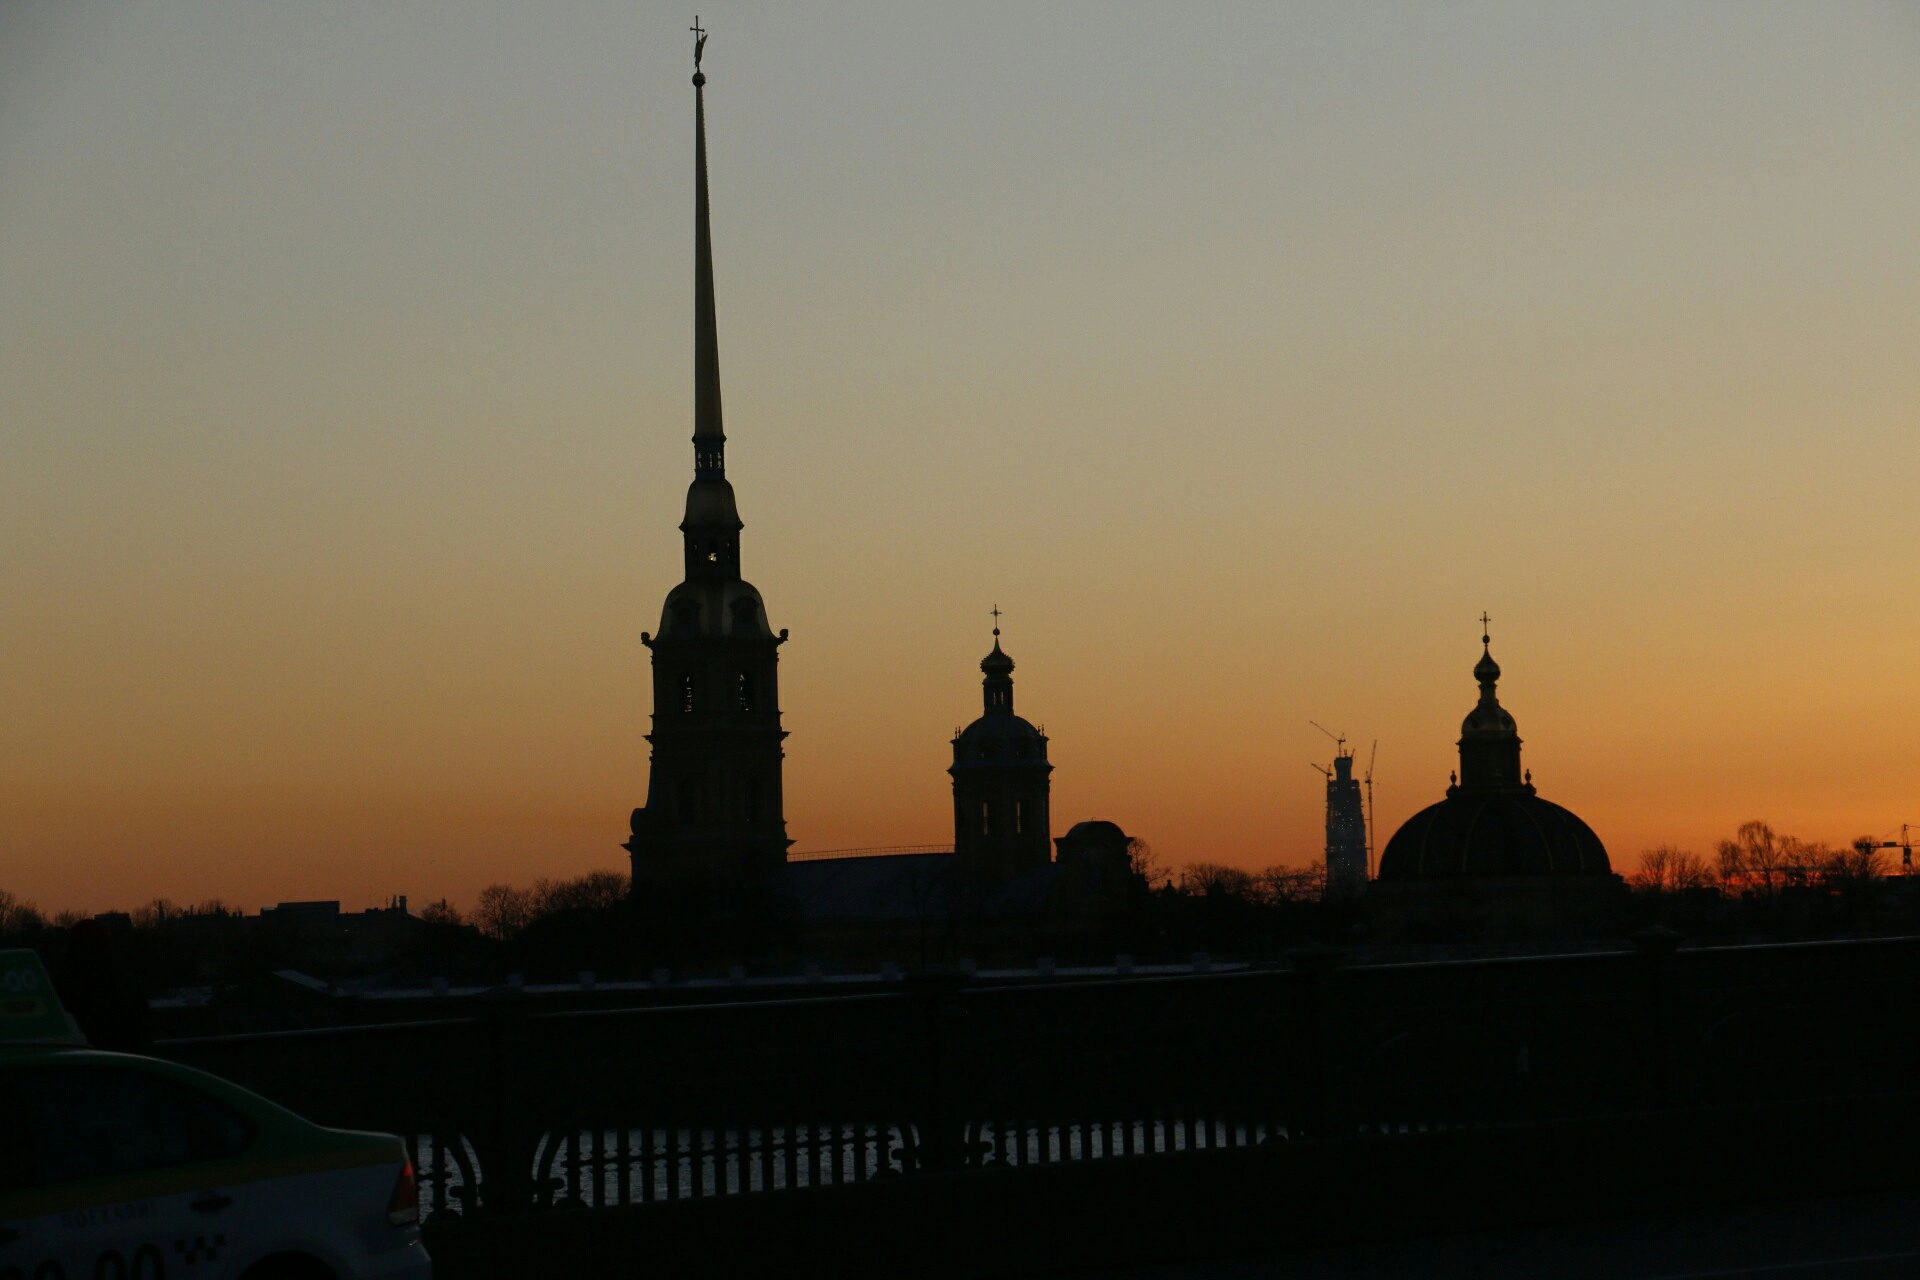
[1632, 925, 1683, 1108]
[907, 968, 968, 1173]
[1287, 945, 1347, 1139]
[479, 991, 536, 1213]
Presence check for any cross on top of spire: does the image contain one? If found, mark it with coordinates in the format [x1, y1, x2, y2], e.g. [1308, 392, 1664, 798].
[980, 604, 1015, 696]
[1473, 611, 1502, 692]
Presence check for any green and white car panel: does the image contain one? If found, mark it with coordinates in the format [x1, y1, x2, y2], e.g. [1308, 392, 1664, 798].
[0, 951, 431, 1280]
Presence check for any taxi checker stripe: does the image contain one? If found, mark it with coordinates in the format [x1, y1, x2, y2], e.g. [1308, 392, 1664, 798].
[175, 1233, 226, 1263]
[0, 1147, 396, 1220]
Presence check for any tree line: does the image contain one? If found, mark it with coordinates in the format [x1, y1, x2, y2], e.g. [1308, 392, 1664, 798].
[1629, 820, 1889, 898]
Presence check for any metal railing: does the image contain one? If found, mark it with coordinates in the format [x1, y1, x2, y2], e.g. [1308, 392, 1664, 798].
[156, 933, 1920, 1219]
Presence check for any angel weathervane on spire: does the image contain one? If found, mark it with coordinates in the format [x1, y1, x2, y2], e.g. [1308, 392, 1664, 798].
[691, 17, 707, 73]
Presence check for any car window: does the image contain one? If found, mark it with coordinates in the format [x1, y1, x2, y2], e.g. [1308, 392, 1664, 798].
[15, 1065, 255, 1187]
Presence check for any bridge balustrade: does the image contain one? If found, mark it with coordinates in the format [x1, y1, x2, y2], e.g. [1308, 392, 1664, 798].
[154, 934, 1920, 1219]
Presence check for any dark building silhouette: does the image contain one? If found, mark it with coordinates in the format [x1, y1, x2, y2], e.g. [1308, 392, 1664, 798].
[1323, 750, 1369, 899]
[782, 628, 1140, 947]
[1055, 820, 1135, 898]
[950, 626, 1053, 879]
[628, 53, 791, 891]
[1373, 624, 1617, 934]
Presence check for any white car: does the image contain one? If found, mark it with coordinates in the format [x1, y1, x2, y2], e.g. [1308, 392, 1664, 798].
[0, 949, 432, 1280]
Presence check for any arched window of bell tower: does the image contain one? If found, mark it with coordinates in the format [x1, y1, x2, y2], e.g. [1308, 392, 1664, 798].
[680, 673, 697, 713]
[737, 671, 755, 712]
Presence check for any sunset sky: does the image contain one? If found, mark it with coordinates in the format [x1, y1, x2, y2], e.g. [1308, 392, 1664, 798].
[6, 3, 1920, 914]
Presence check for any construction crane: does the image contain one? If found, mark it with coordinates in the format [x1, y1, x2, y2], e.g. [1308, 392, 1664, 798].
[1307, 722, 1346, 787]
[1852, 824, 1916, 875]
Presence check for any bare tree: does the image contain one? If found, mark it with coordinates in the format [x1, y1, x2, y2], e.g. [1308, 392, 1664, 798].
[418, 899, 464, 927]
[1179, 862, 1260, 902]
[1634, 846, 1713, 896]
[532, 870, 628, 916]
[1825, 842, 1888, 891]
[472, 871, 628, 940]
[474, 884, 536, 940]
[1669, 850, 1712, 891]
[1717, 821, 1786, 897]
[1632, 847, 1677, 893]
[132, 899, 182, 929]
[1258, 863, 1328, 904]
[0, 890, 45, 937]
[1127, 838, 1168, 889]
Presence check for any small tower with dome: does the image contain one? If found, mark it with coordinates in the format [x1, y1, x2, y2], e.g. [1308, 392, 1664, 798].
[950, 614, 1054, 880]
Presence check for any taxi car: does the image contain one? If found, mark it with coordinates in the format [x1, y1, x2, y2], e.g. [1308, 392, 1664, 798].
[0, 949, 431, 1279]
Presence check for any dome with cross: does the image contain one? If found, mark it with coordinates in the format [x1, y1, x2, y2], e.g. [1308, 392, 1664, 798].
[1377, 623, 1610, 881]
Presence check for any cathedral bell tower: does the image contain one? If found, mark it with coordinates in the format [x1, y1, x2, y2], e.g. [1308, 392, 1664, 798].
[628, 31, 792, 889]
[949, 619, 1053, 879]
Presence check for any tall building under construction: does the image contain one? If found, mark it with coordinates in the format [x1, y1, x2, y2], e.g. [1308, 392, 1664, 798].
[1323, 747, 1369, 898]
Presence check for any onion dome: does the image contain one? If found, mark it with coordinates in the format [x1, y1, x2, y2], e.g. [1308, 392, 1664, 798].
[981, 635, 1015, 679]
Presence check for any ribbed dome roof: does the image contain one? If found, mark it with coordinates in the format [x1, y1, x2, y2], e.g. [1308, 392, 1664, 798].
[1378, 791, 1609, 879]
[954, 712, 1045, 746]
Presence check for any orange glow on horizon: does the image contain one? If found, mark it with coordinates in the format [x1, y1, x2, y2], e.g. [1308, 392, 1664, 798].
[6, 6, 1920, 914]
